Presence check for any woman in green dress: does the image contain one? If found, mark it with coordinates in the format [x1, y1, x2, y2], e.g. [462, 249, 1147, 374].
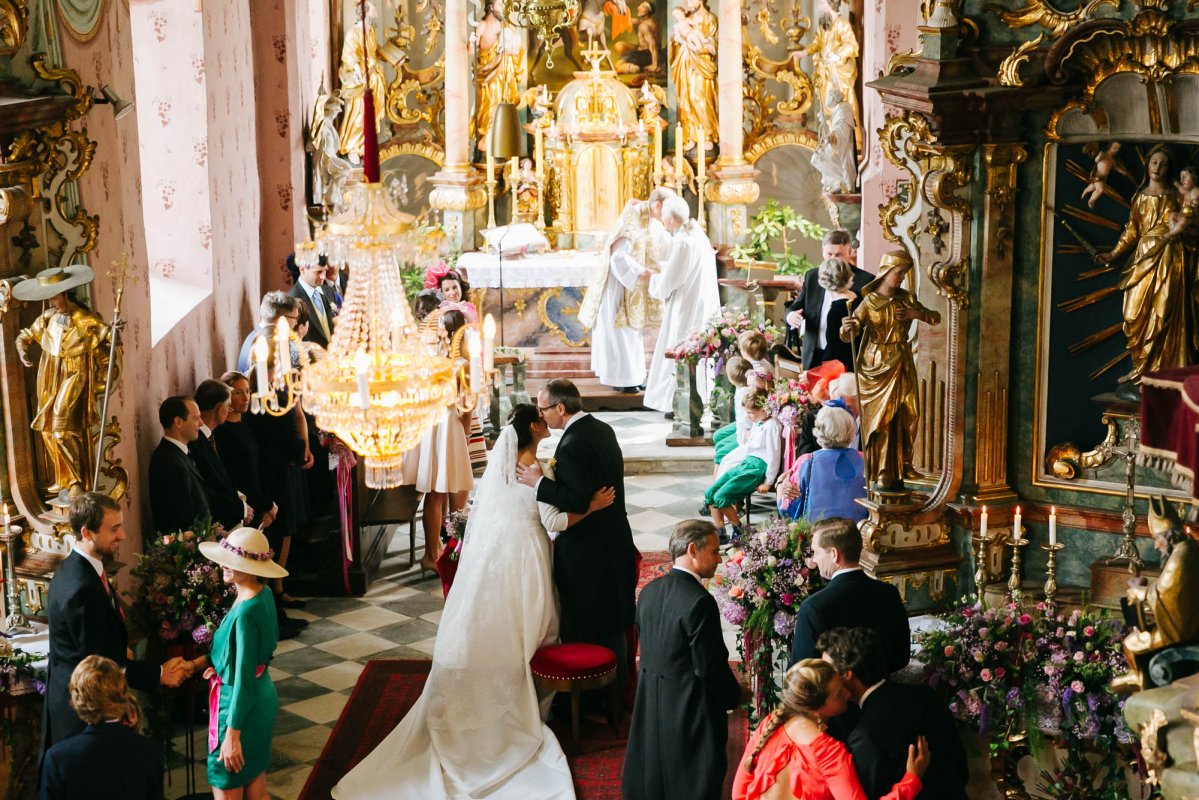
[186, 526, 287, 799]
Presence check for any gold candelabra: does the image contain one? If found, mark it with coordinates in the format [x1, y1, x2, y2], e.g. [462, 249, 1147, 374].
[1042, 542, 1065, 612]
[248, 320, 306, 417]
[973, 528, 995, 601]
[1006, 535, 1028, 606]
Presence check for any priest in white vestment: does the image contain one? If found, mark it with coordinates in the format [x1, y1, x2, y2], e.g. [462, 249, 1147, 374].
[578, 189, 675, 391]
[643, 196, 721, 412]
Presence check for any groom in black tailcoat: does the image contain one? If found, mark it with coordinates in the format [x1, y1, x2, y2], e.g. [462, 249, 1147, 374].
[516, 379, 639, 685]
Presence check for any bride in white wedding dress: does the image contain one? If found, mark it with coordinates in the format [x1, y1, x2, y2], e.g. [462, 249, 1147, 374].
[332, 404, 615, 800]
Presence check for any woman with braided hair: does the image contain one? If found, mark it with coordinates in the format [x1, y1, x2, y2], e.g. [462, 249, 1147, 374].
[732, 659, 929, 800]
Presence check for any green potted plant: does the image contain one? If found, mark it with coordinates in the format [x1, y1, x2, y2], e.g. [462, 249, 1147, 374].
[731, 200, 827, 280]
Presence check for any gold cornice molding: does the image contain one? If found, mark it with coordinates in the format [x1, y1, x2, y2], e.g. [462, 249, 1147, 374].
[989, 0, 1119, 38]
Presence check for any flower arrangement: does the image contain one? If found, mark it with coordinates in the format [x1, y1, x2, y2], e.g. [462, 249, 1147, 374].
[129, 521, 236, 652]
[766, 376, 816, 430]
[919, 601, 1132, 799]
[711, 516, 821, 720]
[442, 506, 471, 561]
[672, 308, 780, 369]
[0, 638, 40, 695]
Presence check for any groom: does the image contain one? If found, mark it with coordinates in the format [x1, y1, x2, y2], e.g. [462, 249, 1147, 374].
[516, 379, 639, 687]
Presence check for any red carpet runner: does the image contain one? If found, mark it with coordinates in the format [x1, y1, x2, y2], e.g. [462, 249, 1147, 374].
[299, 552, 749, 799]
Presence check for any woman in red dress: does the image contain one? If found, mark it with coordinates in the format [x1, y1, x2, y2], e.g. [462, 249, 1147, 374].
[733, 659, 929, 800]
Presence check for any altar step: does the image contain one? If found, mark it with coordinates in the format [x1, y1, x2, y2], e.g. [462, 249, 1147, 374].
[526, 347, 653, 413]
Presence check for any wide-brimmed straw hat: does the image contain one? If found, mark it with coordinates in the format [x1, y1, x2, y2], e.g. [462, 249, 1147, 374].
[199, 527, 289, 579]
[12, 264, 95, 302]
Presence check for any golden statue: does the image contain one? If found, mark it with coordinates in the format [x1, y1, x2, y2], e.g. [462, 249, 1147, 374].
[473, 0, 525, 144]
[1096, 145, 1198, 386]
[806, 0, 862, 151]
[840, 250, 941, 491]
[669, 0, 718, 151]
[14, 266, 116, 498]
[513, 158, 541, 223]
[1115, 496, 1199, 691]
[337, 0, 388, 161]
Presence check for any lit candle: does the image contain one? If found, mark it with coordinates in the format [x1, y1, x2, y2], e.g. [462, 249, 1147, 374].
[1049, 506, 1057, 547]
[675, 123, 683, 182]
[697, 126, 705, 182]
[465, 330, 482, 394]
[1013, 506, 1022, 542]
[253, 335, 270, 396]
[482, 314, 496, 374]
[353, 353, 372, 411]
[274, 318, 289, 376]
[979, 505, 988, 540]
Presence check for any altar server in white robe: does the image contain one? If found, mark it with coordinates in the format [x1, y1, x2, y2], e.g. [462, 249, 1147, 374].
[578, 188, 676, 391]
[643, 196, 721, 412]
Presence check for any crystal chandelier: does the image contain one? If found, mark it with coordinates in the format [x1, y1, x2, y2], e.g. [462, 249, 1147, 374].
[503, 0, 579, 67]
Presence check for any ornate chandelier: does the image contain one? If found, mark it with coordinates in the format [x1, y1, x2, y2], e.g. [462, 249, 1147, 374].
[503, 0, 579, 67]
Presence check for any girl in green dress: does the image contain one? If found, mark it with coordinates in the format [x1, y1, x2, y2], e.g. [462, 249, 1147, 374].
[188, 526, 287, 799]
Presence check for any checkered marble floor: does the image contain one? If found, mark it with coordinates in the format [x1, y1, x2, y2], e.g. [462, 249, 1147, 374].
[165, 411, 728, 799]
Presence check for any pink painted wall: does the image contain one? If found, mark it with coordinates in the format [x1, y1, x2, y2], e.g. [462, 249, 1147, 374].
[56, 0, 304, 578]
[858, 0, 921, 271]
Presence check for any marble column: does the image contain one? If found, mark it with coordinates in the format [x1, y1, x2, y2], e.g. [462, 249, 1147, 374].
[705, 0, 758, 246]
[429, 0, 485, 250]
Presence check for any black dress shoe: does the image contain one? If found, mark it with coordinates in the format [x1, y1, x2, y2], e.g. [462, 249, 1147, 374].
[618, 386, 639, 394]
[664, 412, 674, 420]
[698, 502, 710, 516]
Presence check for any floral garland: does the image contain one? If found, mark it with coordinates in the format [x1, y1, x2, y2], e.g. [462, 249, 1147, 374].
[130, 521, 236, 650]
[711, 516, 821, 720]
[919, 601, 1132, 799]
[218, 538, 275, 562]
[672, 308, 780, 370]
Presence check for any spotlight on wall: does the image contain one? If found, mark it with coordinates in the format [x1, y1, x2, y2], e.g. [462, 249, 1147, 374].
[92, 85, 134, 121]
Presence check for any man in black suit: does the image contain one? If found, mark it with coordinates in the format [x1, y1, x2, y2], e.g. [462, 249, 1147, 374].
[41, 655, 164, 800]
[783, 229, 874, 364]
[236, 291, 300, 375]
[190, 379, 251, 529]
[516, 379, 639, 685]
[623, 520, 742, 800]
[287, 255, 340, 348]
[41, 494, 187, 764]
[148, 395, 210, 534]
[788, 517, 910, 671]
[819, 627, 968, 800]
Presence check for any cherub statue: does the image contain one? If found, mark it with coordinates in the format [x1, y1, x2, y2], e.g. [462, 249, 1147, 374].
[1176, 165, 1199, 209]
[1080, 141, 1121, 208]
[513, 158, 541, 222]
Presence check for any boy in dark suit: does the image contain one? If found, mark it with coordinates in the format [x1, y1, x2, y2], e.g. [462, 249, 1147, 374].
[622, 520, 743, 800]
[148, 395, 210, 534]
[41, 494, 187, 764]
[788, 517, 910, 671]
[819, 627, 969, 800]
[41, 655, 164, 800]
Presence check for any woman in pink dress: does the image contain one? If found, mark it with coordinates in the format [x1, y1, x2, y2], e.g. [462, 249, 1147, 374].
[733, 659, 929, 800]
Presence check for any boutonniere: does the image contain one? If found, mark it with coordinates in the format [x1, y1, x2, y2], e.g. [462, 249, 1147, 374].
[547, 458, 557, 469]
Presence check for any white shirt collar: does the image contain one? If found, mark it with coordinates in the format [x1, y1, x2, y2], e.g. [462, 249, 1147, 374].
[297, 276, 321, 298]
[831, 566, 864, 580]
[562, 410, 590, 432]
[73, 544, 106, 581]
[672, 564, 703, 583]
[198, 423, 213, 439]
[859, 679, 886, 706]
[163, 435, 190, 455]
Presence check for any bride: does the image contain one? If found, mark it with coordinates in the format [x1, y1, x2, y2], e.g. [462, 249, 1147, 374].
[332, 403, 616, 799]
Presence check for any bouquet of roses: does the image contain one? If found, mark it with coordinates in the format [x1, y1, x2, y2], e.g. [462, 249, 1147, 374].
[672, 308, 780, 371]
[711, 516, 821, 718]
[442, 506, 470, 561]
[130, 520, 236, 650]
[767, 377, 816, 430]
[918, 602, 1040, 750]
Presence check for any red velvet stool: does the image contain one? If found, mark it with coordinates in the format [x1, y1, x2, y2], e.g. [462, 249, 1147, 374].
[530, 643, 620, 740]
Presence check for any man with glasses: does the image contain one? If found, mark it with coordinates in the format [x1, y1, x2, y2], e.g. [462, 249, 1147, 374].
[236, 292, 301, 375]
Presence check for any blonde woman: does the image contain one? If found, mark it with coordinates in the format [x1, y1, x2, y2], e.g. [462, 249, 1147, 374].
[732, 659, 928, 800]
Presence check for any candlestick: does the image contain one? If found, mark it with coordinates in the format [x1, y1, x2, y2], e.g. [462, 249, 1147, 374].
[486, 130, 497, 230]
[534, 125, 544, 179]
[1007, 534, 1028, 606]
[698, 127, 706, 181]
[1042, 542, 1064, 612]
[1012, 506, 1022, 542]
[1, 515, 31, 632]
[973, 506, 991, 601]
[1049, 506, 1057, 547]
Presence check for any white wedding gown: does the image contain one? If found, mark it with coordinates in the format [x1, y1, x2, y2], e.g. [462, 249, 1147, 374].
[332, 427, 576, 800]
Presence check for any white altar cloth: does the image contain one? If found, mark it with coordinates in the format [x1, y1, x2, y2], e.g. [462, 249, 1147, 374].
[457, 250, 603, 289]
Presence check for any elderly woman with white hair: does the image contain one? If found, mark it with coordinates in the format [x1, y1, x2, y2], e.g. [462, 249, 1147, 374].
[776, 405, 866, 522]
